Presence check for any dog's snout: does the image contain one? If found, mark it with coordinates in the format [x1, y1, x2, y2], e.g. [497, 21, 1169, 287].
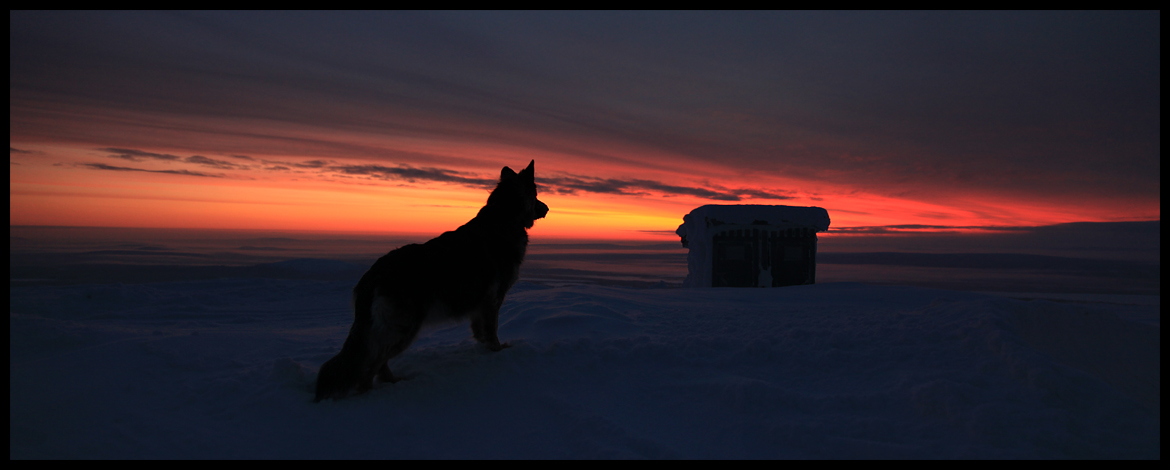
[535, 200, 549, 219]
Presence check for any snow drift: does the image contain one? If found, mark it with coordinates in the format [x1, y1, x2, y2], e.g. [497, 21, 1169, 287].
[9, 278, 1158, 459]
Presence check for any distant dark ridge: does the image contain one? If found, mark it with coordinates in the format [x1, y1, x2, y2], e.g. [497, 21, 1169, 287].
[9, 259, 369, 285]
[75, 249, 212, 258]
[525, 253, 685, 262]
[524, 250, 1160, 279]
[818, 252, 1159, 278]
[528, 242, 685, 251]
[237, 246, 297, 251]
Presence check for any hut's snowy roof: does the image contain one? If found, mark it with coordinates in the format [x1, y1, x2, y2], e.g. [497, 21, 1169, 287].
[675, 204, 831, 235]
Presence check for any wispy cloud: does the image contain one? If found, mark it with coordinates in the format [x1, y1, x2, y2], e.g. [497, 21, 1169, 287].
[327, 164, 498, 188]
[828, 224, 1036, 234]
[292, 160, 329, 168]
[10, 147, 43, 155]
[98, 147, 182, 162]
[260, 159, 331, 169]
[727, 188, 798, 200]
[185, 155, 247, 170]
[81, 162, 224, 178]
[538, 175, 726, 199]
[98, 148, 248, 169]
[322, 161, 796, 202]
[84, 144, 802, 202]
[538, 175, 794, 201]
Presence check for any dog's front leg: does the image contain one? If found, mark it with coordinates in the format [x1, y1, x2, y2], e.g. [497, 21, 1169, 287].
[471, 301, 510, 351]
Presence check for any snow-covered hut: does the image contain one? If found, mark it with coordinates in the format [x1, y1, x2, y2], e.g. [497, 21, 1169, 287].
[676, 205, 830, 288]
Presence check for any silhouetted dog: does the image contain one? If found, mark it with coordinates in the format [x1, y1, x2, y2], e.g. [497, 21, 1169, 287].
[315, 160, 549, 402]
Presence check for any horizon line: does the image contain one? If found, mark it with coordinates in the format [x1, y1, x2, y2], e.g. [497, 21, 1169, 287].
[12, 219, 1160, 237]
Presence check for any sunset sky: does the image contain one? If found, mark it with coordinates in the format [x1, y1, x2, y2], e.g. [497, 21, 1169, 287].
[10, 11, 1160, 240]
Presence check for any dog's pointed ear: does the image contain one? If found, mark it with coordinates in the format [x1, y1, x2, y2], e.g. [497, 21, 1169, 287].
[519, 160, 535, 181]
[500, 166, 517, 181]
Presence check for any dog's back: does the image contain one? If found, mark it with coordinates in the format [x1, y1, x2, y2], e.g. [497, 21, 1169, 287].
[356, 221, 528, 323]
[315, 160, 548, 402]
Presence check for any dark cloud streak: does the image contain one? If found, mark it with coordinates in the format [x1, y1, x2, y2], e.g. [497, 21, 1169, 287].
[255, 158, 332, 169]
[11, 147, 43, 155]
[828, 225, 1037, 234]
[87, 142, 788, 202]
[327, 164, 498, 188]
[81, 162, 224, 178]
[185, 155, 246, 169]
[99, 148, 182, 162]
[537, 175, 794, 201]
[323, 162, 794, 202]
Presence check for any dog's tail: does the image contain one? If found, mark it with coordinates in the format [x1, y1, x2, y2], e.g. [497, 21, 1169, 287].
[315, 260, 385, 403]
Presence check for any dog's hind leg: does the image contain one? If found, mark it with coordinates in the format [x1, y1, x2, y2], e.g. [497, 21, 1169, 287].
[376, 362, 399, 383]
[367, 295, 426, 386]
[369, 324, 420, 385]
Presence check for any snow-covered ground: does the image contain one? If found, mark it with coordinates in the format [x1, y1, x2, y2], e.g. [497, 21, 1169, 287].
[10, 277, 1159, 458]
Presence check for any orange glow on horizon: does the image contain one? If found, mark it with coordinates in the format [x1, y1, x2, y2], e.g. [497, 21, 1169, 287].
[9, 141, 1160, 240]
